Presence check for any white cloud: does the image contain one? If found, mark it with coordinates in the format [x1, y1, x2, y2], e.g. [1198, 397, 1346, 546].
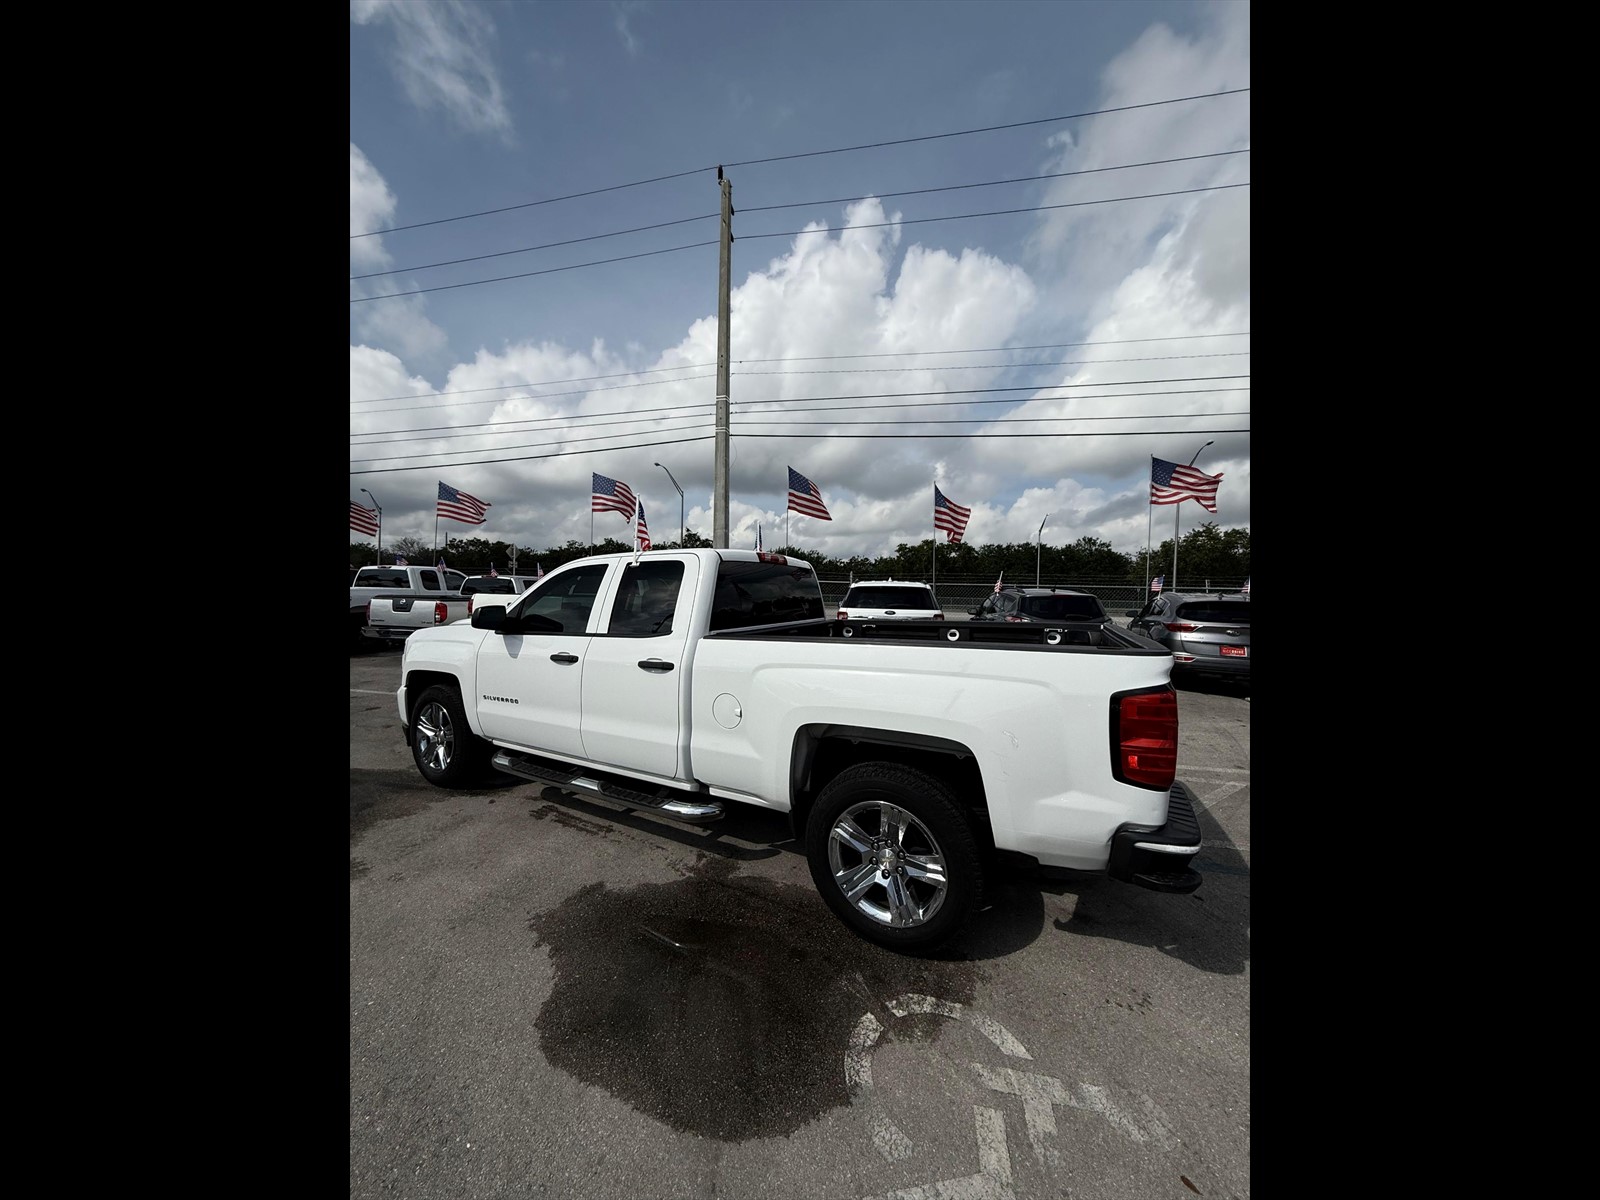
[351, 0, 513, 140]
[350, 144, 449, 362]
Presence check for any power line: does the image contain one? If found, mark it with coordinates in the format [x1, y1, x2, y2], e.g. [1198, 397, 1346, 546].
[350, 240, 716, 303]
[738, 150, 1248, 213]
[355, 151, 1246, 284]
[351, 167, 715, 239]
[352, 212, 719, 280]
[733, 333, 1247, 363]
[722, 87, 1249, 168]
[350, 421, 717, 466]
[349, 423, 1249, 476]
[741, 183, 1248, 242]
[353, 387, 1248, 448]
[733, 353, 1246, 377]
[350, 182, 1244, 304]
[348, 87, 1247, 240]
[355, 371, 716, 408]
[737, 410, 1251, 427]
[355, 334, 1249, 406]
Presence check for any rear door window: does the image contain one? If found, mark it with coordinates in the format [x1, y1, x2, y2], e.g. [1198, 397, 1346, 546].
[605, 561, 685, 637]
[711, 560, 824, 629]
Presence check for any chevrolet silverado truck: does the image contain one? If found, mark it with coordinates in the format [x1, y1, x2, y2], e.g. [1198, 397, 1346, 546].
[396, 549, 1201, 950]
[350, 564, 466, 648]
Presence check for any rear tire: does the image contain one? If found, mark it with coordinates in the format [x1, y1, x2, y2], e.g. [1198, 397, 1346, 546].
[805, 762, 984, 951]
[410, 685, 489, 788]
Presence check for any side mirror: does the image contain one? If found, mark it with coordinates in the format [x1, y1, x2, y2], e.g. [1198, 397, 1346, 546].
[471, 606, 508, 630]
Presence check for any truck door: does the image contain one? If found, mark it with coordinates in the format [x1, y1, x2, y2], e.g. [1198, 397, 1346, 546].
[474, 563, 610, 759]
[579, 556, 697, 777]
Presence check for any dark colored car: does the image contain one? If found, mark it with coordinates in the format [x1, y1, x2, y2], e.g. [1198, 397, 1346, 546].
[1125, 592, 1250, 683]
[968, 586, 1112, 625]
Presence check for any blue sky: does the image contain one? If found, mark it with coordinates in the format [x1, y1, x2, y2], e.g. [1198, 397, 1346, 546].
[350, 0, 1250, 560]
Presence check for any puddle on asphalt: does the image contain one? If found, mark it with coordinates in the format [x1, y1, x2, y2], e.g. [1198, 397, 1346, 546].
[526, 855, 982, 1142]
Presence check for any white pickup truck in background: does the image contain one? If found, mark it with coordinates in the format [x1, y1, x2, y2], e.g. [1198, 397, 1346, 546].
[397, 549, 1202, 950]
[350, 564, 466, 648]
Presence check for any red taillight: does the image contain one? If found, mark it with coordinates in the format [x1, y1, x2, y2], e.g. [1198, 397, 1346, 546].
[836, 610, 848, 620]
[366, 601, 372, 621]
[468, 597, 476, 615]
[933, 612, 944, 620]
[1113, 688, 1178, 789]
[434, 601, 449, 625]
[1164, 621, 1199, 632]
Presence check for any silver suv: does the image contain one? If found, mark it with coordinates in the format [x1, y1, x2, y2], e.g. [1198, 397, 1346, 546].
[1125, 592, 1250, 683]
[835, 581, 944, 621]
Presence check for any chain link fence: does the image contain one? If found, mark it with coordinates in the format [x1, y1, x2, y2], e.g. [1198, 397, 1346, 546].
[816, 576, 1248, 617]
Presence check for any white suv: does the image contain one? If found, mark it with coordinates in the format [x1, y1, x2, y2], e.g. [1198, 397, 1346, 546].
[835, 580, 944, 621]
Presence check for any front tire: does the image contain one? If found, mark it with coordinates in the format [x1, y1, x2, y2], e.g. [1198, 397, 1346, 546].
[410, 685, 488, 788]
[805, 762, 984, 951]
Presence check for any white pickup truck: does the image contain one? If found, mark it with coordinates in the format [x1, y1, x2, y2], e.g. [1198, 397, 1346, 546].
[350, 564, 467, 648]
[397, 549, 1202, 950]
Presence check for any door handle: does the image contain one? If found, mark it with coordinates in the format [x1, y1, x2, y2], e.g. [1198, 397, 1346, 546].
[550, 652, 579, 664]
[637, 660, 675, 672]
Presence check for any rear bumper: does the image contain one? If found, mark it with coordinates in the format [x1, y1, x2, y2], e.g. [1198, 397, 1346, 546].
[1106, 780, 1204, 893]
[361, 626, 415, 642]
[1172, 654, 1249, 679]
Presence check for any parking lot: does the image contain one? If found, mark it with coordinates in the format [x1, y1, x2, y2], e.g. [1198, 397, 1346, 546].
[350, 642, 1249, 1200]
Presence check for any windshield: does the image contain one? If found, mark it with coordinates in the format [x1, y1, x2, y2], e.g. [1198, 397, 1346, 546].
[843, 587, 936, 608]
[1019, 594, 1106, 621]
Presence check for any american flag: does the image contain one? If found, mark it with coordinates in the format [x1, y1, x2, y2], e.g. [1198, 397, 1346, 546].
[934, 485, 971, 543]
[437, 557, 446, 572]
[1150, 457, 1222, 513]
[787, 467, 832, 520]
[437, 480, 490, 525]
[1151, 575, 1164, 593]
[592, 472, 637, 518]
[1241, 577, 1250, 595]
[535, 562, 544, 580]
[349, 501, 379, 536]
[489, 564, 498, 577]
[396, 556, 408, 566]
[994, 572, 1004, 593]
[635, 499, 652, 552]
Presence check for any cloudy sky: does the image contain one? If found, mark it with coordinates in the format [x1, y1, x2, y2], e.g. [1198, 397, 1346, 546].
[350, 0, 1250, 562]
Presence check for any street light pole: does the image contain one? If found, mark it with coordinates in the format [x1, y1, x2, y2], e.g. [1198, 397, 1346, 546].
[654, 462, 685, 547]
[1036, 514, 1048, 586]
[360, 487, 383, 565]
[1171, 441, 1213, 591]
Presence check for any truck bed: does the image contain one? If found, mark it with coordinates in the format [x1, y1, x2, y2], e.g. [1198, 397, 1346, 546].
[707, 617, 1162, 652]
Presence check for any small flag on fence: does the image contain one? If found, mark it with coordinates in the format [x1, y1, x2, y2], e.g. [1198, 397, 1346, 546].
[1151, 575, 1164, 593]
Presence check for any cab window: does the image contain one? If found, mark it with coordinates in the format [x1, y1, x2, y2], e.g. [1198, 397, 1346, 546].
[509, 565, 609, 632]
[605, 561, 685, 637]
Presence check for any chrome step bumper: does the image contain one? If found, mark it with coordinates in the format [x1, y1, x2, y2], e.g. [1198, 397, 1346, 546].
[490, 750, 724, 823]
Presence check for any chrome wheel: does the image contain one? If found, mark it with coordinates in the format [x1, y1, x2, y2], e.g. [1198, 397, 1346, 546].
[826, 800, 949, 928]
[415, 699, 455, 774]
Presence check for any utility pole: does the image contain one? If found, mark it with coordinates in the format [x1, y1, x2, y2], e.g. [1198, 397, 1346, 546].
[713, 167, 733, 548]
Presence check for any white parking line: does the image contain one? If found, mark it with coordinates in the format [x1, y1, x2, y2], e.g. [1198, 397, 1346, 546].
[862, 1107, 1014, 1200]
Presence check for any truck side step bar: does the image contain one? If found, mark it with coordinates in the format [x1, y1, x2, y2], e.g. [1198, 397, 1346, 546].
[490, 750, 725, 824]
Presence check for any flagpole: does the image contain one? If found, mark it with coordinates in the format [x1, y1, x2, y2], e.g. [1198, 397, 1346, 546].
[1144, 458, 1153, 595]
[361, 487, 382, 566]
[1172, 441, 1213, 592]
